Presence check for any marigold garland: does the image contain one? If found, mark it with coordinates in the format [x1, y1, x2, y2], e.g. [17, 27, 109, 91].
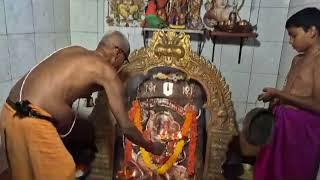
[125, 100, 197, 175]
[188, 110, 198, 175]
[133, 101, 143, 131]
[125, 140, 133, 162]
[124, 101, 139, 162]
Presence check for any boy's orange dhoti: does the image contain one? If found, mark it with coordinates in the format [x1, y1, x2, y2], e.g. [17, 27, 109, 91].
[0, 100, 75, 180]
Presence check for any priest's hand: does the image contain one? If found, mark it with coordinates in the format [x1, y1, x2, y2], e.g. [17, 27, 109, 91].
[149, 142, 166, 156]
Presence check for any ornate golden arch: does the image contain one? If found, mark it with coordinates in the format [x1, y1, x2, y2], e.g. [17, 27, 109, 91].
[120, 31, 237, 179]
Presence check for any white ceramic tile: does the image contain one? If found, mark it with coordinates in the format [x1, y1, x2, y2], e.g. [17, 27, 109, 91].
[287, 6, 301, 18]
[220, 40, 254, 73]
[201, 40, 222, 69]
[233, 101, 247, 123]
[247, 5, 260, 27]
[257, 7, 288, 42]
[104, 0, 114, 29]
[97, 0, 105, 33]
[276, 75, 286, 89]
[11, 76, 22, 86]
[290, 0, 320, 8]
[71, 32, 98, 50]
[260, 0, 290, 8]
[32, 0, 55, 33]
[4, 0, 34, 34]
[200, 3, 206, 21]
[278, 42, 296, 77]
[0, 0, 6, 34]
[8, 34, 36, 79]
[238, 6, 252, 21]
[200, 40, 213, 62]
[252, 41, 282, 74]
[35, 33, 56, 63]
[104, 25, 119, 32]
[129, 27, 144, 50]
[289, 0, 300, 7]
[246, 103, 256, 113]
[55, 33, 71, 50]
[242, 0, 254, 8]
[246, 101, 269, 113]
[54, 0, 70, 32]
[97, 32, 104, 42]
[238, 2, 261, 26]
[191, 40, 199, 54]
[191, 35, 207, 55]
[0, 35, 11, 82]
[222, 71, 250, 102]
[205, 41, 222, 69]
[0, 80, 12, 102]
[247, 0, 290, 7]
[0, 99, 4, 108]
[70, 0, 98, 32]
[288, 4, 320, 19]
[301, 0, 320, 6]
[128, 30, 144, 52]
[283, 29, 290, 43]
[247, 73, 277, 103]
[287, 6, 312, 19]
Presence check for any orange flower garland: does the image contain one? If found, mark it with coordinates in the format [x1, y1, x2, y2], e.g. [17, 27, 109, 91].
[124, 101, 140, 163]
[125, 100, 197, 175]
[125, 140, 133, 162]
[188, 109, 198, 175]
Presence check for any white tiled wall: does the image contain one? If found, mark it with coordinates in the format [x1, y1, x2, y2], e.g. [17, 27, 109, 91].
[227, 3, 289, 120]
[8, 34, 37, 79]
[289, 0, 319, 8]
[0, 0, 6, 34]
[0, 0, 314, 125]
[70, 0, 104, 50]
[54, 0, 71, 33]
[32, 0, 55, 33]
[35, 33, 56, 63]
[256, 8, 288, 42]
[68, 0, 293, 124]
[0, 0, 71, 105]
[4, 0, 34, 34]
[247, 74, 278, 103]
[0, 35, 10, 83]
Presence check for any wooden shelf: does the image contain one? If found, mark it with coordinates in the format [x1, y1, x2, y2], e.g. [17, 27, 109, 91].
[207, 30, 258, 64]
[142, 28, 258, 37]
[208, 31, 258, 38]
[142, 27, 204, 34]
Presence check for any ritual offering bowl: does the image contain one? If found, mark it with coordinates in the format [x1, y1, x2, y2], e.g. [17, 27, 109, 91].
[216, 20, 237, 32]
[237, 20, 253, 33]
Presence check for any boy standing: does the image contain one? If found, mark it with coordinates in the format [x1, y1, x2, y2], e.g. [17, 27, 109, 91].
[255, 7, 320, 180]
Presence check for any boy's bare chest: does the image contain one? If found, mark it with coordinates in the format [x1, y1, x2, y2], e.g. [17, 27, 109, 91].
[286, 61, 314, 96]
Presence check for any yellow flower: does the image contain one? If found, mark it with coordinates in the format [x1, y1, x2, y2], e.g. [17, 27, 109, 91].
[140, 140, 186, 174]
[157, 140, 185, 174]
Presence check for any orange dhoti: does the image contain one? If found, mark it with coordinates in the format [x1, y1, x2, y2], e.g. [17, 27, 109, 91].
[0, 100, 75, 180]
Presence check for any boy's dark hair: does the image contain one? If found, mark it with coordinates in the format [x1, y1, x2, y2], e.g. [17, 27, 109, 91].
[285, 7, 320, 32]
